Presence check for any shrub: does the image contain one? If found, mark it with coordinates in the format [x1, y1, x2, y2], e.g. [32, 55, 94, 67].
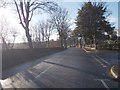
[97, 43, 119, 50]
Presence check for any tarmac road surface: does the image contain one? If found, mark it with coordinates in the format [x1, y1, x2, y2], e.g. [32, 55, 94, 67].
[0, 48, 119, 88]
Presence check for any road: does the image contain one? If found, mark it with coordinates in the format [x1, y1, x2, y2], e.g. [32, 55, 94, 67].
[87, 50, 119, 66]
[0, 48, 119, 88]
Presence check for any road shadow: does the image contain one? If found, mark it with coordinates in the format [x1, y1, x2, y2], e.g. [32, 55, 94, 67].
[43, 60, 116, 82]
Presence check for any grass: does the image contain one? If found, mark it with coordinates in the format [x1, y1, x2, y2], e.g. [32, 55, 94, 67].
[2, 47, 66, 70]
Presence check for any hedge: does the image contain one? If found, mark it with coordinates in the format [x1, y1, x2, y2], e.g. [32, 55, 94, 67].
[97, 43, 120, 50]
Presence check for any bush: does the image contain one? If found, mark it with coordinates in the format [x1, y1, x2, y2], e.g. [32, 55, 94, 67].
[97, 43, 119, 50]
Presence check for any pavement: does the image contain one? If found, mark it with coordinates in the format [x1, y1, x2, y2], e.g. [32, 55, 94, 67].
[0, 48, 119, 88]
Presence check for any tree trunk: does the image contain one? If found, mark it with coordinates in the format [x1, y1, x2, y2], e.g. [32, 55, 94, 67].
[93, 35, 96, 49]
[64, 38, 67, 48]
[80, 39, 82, 48]
[2, 37, 8, 50]
[47, 38, 50, 48]
[11, 36, 16, 49]
[25, 27, 33, 49]
[60, 37, 63, 48]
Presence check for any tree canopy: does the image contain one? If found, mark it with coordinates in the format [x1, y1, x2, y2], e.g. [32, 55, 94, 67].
[75, 2, 115, 48]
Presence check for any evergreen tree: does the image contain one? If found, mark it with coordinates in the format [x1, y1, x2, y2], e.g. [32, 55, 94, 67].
[75, 2, 115, 48]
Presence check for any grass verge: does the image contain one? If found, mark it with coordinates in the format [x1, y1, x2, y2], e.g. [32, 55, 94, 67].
[2, 47, 66, 70]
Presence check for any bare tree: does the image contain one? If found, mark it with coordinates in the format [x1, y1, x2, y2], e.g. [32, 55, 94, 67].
[43, 20, 54, 47]
[13, 0, 57, 49]
[22, 35, 27, 43]
[31, 24, 41, 42]
[31, 19, 54, 48]
[0, 16, 10, 50]
[0, 0, 7, 7]
[10, 29, 18, 49]
[0, 15, 18, 49]
[39, 21, 45, 42]
[50, 7, 70, 48]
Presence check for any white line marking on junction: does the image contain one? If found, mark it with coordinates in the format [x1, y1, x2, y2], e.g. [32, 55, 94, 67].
[92, 56, 107, 68]
[83, 48, 110, 67]
[100, 80, 109, 89]
[35, 65, 53, 79]
[95, 55, 110, 65]
[94, 79, 110, 81]
[94, 79, 110, 89]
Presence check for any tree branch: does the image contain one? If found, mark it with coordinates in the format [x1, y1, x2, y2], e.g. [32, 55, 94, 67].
[13, 0, 25, 29]
[20, 1, 26, 22]
[29, 10, 33, 21]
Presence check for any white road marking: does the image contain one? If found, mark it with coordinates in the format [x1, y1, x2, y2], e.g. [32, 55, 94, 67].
[94, 79, 110, 81]
[35, 65, 53, 79]
[100, 80, 109, 89]
[83, 48, 108, 67]
[92, 56, 107, 68]
[94, 79, 109, 89]
[95, 55, 110, 65]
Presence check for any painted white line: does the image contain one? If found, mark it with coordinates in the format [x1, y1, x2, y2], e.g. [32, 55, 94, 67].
[94, 79, 110, 81]
[110, 66, 118, 79]
[101, 80, 109, 89]
[92, 56, 107, 68]
[95, 55, 110, 65]
[94, 79, 109, 89]
[35, 65, 53, 79]
[83, 48, 108, 67]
